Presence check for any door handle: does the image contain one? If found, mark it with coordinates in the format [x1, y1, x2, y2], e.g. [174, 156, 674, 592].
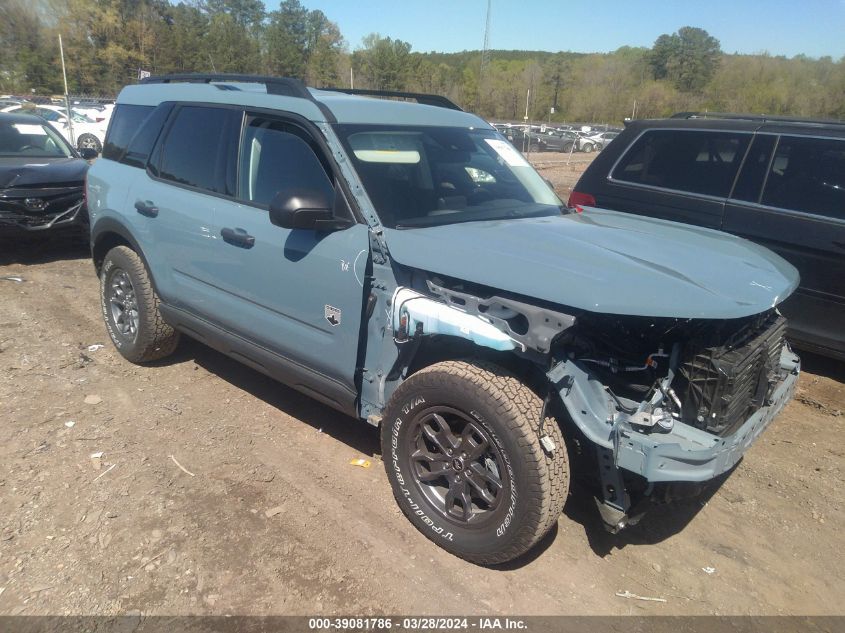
[134, 200, 159, 218]
[221, 227, 255, 249]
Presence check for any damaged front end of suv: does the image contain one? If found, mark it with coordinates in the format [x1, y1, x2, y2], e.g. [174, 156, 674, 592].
[370, 205, 801, 533]
[548, 309, 798, 530]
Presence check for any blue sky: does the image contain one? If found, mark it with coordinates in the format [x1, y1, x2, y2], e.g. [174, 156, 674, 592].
[300, 0, 845, 59]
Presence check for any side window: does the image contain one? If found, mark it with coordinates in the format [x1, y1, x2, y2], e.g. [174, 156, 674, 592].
[730, 134, 777, 203]
[237, 117, 334, 208]
[613, 130, 751, 198]
[158, 106, 241, 195]
[102, 104, 154, 161]
[38, 108, 60, 122]
[121, 103, 173, 169]
[761, 136, 845, 220]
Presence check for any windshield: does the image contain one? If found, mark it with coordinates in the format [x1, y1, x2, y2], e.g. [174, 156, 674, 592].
[334, 124, 562, 228]
[0, 120, 74, 158]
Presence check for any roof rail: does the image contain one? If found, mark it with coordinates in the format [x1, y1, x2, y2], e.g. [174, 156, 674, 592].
[670, 111, 845, 127]
[323, 88, 463, 111]
[139, 73, 314, 101]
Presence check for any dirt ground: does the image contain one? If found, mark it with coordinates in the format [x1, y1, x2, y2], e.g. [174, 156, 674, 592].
[0, 154, 843, 617]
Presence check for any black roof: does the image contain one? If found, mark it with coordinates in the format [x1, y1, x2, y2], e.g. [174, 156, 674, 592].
[671, 111, 845, 127]
[622, 114, 845, 137]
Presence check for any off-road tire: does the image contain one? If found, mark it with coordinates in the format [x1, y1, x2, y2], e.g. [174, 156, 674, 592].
[100, 246, 179, 363]
[381, 359, 569, 565]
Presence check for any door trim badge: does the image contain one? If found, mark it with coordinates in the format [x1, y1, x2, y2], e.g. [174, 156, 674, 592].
[325, 304, 341, 327]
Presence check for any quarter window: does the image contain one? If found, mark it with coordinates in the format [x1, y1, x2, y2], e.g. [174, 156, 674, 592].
[121, 103, 173, 169]
[158, 106, 241, 195]
[237, 118, 334, 208]
[102, 104, 154, 161]
[613, 130, 751, 198]
[761, 136, 845, 220]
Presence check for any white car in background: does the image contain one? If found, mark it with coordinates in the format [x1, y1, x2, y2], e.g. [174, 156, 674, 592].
[72, 101, 115, 125]
[0, 104, 107, 153]
[583, 130, 620, 151]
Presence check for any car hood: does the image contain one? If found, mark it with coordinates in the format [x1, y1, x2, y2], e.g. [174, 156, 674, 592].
[0, 157, 88, 189]
[383, 207, 800, 319]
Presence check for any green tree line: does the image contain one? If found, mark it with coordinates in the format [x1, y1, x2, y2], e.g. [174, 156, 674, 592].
[2, 0, 843, 123]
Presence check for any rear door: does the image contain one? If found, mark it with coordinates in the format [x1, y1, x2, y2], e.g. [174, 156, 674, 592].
[724, 132, 845, 357]
[131, 104, 242, 315]
[596, 128, 752, 229]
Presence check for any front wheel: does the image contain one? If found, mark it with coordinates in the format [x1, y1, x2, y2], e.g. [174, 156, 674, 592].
[381, 360, 569, 565]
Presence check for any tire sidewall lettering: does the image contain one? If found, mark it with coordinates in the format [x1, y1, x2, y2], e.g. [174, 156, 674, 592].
[469, 410, 518, 538]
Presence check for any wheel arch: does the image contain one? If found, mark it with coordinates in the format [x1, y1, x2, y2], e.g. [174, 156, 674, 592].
[390, 335, 549, 405]
[91, 218, 153, 283]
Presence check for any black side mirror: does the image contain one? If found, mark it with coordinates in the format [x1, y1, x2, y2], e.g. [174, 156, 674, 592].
[268, 188, 352, 231]
[79, 148, 98, 160]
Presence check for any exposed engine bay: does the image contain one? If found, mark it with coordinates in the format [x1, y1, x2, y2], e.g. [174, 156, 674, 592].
[558, 310, 790, 437]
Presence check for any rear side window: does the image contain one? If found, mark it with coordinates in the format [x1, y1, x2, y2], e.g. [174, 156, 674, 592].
[731, 134, 777, 203]
[121, 103, 173, 169]
[613, 130, 751, 198]
[237, 118, 334, 207]
[103, 104, 154, 161]
[761, 136, 845, 220]
[158, 106, 241, 195]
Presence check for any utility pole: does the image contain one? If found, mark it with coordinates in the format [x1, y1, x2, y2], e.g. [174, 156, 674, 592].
[58, 34, 75, 147]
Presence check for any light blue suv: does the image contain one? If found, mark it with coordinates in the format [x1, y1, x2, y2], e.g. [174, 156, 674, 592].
[87, 74, 801, 565]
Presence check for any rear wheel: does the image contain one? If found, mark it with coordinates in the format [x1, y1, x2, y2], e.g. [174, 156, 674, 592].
[582, 143, 594, 153]
[77, 133, 101, 154]
[381, 360, 569, 565]
[100, 246, 179, 363]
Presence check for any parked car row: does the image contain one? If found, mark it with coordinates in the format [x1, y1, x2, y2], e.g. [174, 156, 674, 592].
[1, 104, 110, 153]
[492, 122, 620, 154]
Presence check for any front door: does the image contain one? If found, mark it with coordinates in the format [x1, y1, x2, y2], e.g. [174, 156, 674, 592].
[209, 113, 369, 394]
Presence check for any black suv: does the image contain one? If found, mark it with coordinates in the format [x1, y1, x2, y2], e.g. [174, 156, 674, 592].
[571, 113, 845, 360]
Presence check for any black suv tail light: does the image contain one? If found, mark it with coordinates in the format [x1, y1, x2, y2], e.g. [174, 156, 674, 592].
[567, 190, 596, 210]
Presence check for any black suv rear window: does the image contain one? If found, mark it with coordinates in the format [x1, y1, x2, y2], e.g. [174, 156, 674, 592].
[102, 104, 154, 161]
[762, 135, 845, 220]
[612, 129, 751, 198]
